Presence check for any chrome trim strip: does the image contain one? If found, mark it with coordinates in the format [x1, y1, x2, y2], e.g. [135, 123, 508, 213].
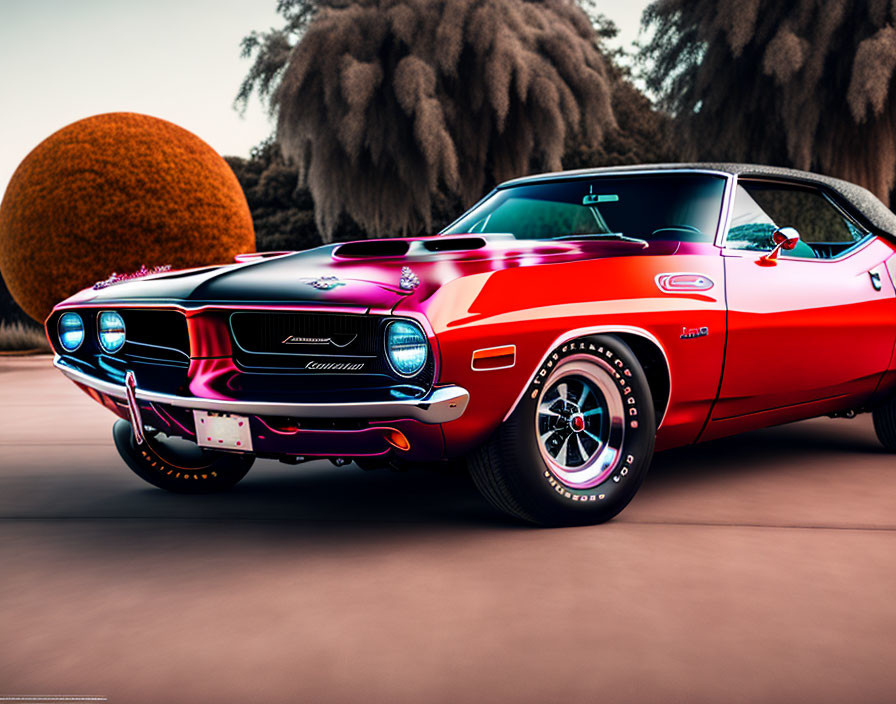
[53, 356, 469, 424]
[713, 173, 737, 248]
[501, 326, 672, 428]
[54, 301, 371, 315]
[499, 167, 736, 189]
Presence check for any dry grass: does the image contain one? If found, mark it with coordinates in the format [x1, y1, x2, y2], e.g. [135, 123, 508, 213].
[0, 320, 51, 353]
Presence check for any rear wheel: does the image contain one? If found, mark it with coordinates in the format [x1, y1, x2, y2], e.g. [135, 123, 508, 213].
[469, 335, 656, 526]
[113, 419, 254, 494]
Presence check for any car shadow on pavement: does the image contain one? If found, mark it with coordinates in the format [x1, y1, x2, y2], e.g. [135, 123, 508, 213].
[2, 415, 886, 543]
[79, 457, 516, 530]
[646, 414, 884, 490]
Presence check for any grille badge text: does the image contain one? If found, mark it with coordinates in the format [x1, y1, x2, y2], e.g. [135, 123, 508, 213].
[282, 334, 357, 347]
[304, 360, 365, 371]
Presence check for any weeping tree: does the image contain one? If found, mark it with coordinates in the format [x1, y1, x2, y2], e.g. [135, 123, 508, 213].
[642, 0, 896, 205]
[564, 13, 674, 170]
[235, 0, 324, 112]
[239, 0, 617, 239]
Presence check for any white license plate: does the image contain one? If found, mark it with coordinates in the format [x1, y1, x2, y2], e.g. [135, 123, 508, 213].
[193, 411, 253, 452]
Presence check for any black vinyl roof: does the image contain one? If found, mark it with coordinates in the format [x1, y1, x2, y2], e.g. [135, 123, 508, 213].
[502, 163, 896, 237]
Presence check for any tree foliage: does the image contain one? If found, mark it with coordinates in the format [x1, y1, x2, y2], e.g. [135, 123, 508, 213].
[564, 15, 675, 169]
[642, 0, 896, 203]
[244, 0, 617, 239]
[226, 139, 468, 249]
[0, 273, 33, 329]
[234, 1, 326, 114]
[225, 140, 325, 251]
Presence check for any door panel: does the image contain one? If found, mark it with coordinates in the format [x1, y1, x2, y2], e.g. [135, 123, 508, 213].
[713, 238, 896, 421]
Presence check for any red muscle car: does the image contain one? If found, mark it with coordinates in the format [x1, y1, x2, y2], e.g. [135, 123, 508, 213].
[46, 163, 896, 525]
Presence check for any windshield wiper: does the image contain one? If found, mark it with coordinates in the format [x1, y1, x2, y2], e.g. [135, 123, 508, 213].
[553, 233, 649, 248]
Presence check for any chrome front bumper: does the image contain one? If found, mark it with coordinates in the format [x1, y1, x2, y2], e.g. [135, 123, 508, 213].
[53, 356, 470, 424]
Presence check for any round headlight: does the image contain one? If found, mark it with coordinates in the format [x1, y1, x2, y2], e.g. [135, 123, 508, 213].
[57, 312, 84, 352]
[97, 311, 126, 353]
[386, 320, 428, 377]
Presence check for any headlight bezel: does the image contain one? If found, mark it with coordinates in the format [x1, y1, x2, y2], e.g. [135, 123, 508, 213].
[385, 319, 429, 378]
[57, 312, 85, 352]
[97, 310, 126, 354]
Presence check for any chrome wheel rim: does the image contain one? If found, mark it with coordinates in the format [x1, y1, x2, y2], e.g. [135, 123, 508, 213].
[535, 357, 625, 489]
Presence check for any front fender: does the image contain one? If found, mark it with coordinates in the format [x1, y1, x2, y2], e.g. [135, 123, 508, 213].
[397, 253, 726, 456]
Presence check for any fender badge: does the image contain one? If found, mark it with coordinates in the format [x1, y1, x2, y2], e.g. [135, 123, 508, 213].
[399, 266, 420, 291]
[307, 275, 345, 291]
[681, 326, 709, 340]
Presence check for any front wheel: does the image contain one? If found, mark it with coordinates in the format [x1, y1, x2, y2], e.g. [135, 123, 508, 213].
[113, 419, 254, 494]
[872, 395, 896, 450]
[469, 335, 656, 526]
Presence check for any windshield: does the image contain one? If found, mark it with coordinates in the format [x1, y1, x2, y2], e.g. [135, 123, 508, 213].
[443, 173, 727, 243]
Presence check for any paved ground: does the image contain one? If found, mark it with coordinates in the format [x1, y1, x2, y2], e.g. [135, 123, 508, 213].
[1, 356, 894, 703]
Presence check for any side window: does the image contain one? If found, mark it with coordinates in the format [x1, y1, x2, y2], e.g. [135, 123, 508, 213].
[726, 181, 868, 259]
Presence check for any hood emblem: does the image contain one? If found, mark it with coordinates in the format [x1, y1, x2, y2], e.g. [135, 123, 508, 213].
[307, 275, 345, 291]
[399, 266, 420, 291]
[93, 264, 171, 290]
[282, 334, 357, 347]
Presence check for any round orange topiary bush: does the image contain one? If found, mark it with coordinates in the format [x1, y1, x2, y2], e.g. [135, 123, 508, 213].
[0, 112, 255, 321]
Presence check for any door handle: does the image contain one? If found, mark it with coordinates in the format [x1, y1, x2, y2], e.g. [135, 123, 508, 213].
[870, 270, 882, 291]
[656, 273, 715, 293]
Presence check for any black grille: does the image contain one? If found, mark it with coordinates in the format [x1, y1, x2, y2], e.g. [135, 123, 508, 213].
[121, 309, 190, 365]
[230, 312, 379, 357]
[228, 311, 435, 395]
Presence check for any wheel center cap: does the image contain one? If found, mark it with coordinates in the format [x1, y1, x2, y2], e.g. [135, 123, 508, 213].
[570, 414, 586, 432]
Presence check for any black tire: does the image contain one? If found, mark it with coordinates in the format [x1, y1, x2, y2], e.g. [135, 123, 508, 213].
[872, 396, 896, 450]
[113, 419, 254, 494]
[469, 335, 656, 526]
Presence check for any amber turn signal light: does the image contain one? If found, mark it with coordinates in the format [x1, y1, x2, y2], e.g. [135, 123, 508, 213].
[471, 344, 516, 371]
[385, 429, 411, 452]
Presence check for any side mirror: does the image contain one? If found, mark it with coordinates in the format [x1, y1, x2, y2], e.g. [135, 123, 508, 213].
[759, 227, 801, 265]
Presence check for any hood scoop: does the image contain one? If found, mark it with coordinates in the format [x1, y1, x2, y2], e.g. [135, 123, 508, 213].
[333, 234, 505, 260]
[422, 237, 486, 252]
[334, 240, 411, 258]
